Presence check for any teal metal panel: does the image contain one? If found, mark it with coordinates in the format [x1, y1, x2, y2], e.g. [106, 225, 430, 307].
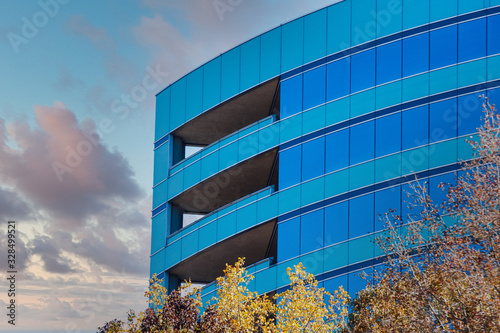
[279, 112, 303, 143]
[236, 203, 257, 232]
[350, 161, 375, 190]
[278, 186, 301, 215]
[151, 211, 167, 254]
[221, 47, 241, 101]
[458, 58, 487, 87]
[281, 18, 304, 72]
[349, 235, 375, 264]
[459, 0, 485, 14]
[164, 240, 181, 269]
[429, 139, 458, 168]
[200, 150, 219, 180]
[260, 27, 282, 82]
[301, 177, 325, 207]
[155, 87, 170, 141]
[203, 57, 221, 111]
[323, 242, 348, 271]
[351, 0, 377, 46]
[182, 160, 201, 189]
[198, 221, 217, 250]
[217, 211, 237, 241]
[185, 68, 203, 122]
[458, 135, 475, 161]
[303, 105, 326, 134]
[430, 0, 457, 22]
[375, 153, 402, 182]
[488, 55, 500, 80]
[402, 72, 429, 102]
[167, 171, 183, 199]
[304, 9, 327, 64]
[350, 89, 375, 118]
[324, 169, 349, 198]
[376, 0, 403, 38]
[150, 248, 166, 275]
[153, 142, 169, 184]
[257, 194, 278, 222]
[325, 97, 350, 126]
[401, 146, 429, 174]
[181, 231, 199, 259]
[376, 80, 402, 109]
[240, 37, 260, 91]
[153, 181, 168, 209]
[430, 66, 458, 95]
[327, 0, 351, 54]
[170, 77, 186, 131]
[403, 0, 429, 29]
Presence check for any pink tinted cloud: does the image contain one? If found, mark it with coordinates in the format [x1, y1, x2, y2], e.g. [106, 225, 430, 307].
[0, 102, 143, 229]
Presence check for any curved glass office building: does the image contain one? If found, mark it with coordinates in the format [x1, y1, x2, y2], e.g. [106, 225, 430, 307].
[151, 0, 500, 299]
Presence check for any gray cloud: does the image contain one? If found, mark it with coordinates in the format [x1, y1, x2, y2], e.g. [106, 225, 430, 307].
[30, 235, 76, 274]
[0, 102, 144, 229]
[0, 186, 33, 221]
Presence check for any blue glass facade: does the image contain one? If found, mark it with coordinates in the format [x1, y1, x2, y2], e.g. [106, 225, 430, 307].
[152, 0, 500, 300]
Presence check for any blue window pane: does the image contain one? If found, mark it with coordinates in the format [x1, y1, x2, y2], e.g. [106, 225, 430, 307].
[430, 98, 458, 143]
[326, 129, 349, 172]
[325, 202, 348, 246]
[349, 269, 372, 295]
[302, 137, 325, 182]
[351, 49, 376, 93]
[458, 92, 484, 136]
[324, 274, 348, 295]
[350, 121, 375, 165]
[403, 32, 429, 77]
[352, 0, 376, 45]
[376, 41, 402, 85]
[280, 75, 303, 118]
[374, 186, 401, 231]
[300, 209, 324, 254]
[488, 14, 500, 56]
[430, 25, 458, 70]
[403, 0, 429, 29]
[279, 146, 301, 189]
[458, 18, 486, 63]
[327, 58, 350, 101]
[376, 113, 402, 158]
[303, 66, 326, 110]
[349, 194, 374, 238]
[488, 87, 500, 104]
[429, 172, 456, 207]
[402, 105, 429, 150]
[277, 218, 300, 262]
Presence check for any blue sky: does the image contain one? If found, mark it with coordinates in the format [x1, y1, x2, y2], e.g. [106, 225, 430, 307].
[0, 0, 338, 331]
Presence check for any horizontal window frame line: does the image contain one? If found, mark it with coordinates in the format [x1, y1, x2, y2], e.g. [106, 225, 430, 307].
[277, 162, 462, 224]
[281, 5, 500, 82]
[279, 78, 500, 152]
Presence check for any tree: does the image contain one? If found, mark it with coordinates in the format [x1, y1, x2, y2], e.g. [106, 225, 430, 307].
[98, 258, 350, 332]
[348, 97, 500, 332]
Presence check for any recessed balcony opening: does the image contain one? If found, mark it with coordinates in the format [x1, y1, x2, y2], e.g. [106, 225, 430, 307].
[168, 219, 277, 284]
[169, 147, 279, 235]
[171, 77, 280, 166]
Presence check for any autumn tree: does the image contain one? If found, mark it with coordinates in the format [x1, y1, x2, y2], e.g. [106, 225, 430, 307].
[98, 258, 350, 332]
[348, 97, 500, 332]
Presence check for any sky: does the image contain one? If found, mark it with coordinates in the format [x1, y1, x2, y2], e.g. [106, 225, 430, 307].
[0, 0, 339, 332]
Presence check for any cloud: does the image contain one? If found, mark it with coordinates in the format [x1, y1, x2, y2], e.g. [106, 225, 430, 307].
[65, 14, 114, 50]
[0, 102, 143, 229]
[30, 235, 76, 274]
[0, 186, 33, 221]
[53, 67, 84, 91]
